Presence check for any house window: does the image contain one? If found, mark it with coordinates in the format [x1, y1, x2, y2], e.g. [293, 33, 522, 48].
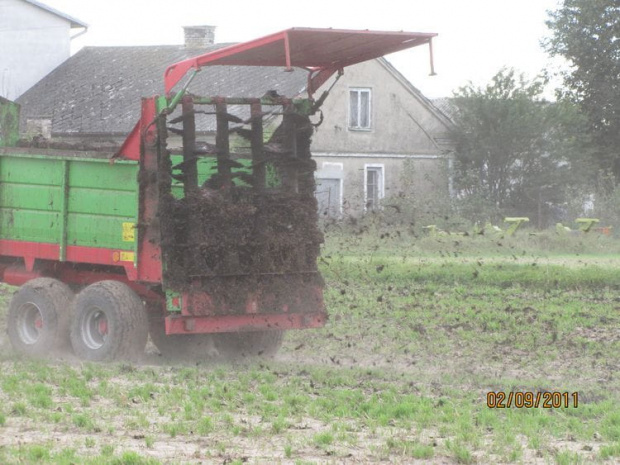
[349, 88, 372, 130]
[364, 164, 384, 211]
[315, 178, 343, 217]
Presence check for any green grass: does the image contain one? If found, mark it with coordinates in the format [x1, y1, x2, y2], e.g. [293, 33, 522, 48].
[144, 435, 155, 449]
[386, 437, 435, 459]
[196, 416, 214, 435]
[0, 444, 160, 465]
[313, 431, 334, 447]
[600, 442, 620, 459]
[72, 413, 97, 431]
[0, 232, 618, 462]
[446, 440, 474, 464]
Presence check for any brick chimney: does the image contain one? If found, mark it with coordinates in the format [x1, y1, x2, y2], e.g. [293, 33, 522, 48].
[183, 25, 216, 49]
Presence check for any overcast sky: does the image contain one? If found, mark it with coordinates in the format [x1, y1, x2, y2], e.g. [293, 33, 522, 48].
[44, 0, 563, 99]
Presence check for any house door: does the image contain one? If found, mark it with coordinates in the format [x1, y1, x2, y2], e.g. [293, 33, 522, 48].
[315, 178, 341, 217]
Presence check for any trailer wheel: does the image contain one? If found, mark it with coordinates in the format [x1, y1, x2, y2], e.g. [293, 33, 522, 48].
[7, 278, 74, 357]
[70, 281, 147, 362]
[214, 330, 284, 359]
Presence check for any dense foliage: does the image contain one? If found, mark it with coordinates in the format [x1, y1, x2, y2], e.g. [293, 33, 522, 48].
[450, 69, 589, 227]
[545, 0, 620, 177]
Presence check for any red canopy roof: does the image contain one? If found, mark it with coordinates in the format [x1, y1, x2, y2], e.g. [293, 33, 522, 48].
[164, 27, 437, 95]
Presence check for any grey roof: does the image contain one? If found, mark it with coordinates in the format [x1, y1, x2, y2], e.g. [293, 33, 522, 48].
[22, 0, 88, 28]
[17, 44, 309, 135]
[430, 97, 458, 124]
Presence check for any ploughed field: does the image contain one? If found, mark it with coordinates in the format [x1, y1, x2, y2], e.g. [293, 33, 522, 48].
[0, 232, 619, 464]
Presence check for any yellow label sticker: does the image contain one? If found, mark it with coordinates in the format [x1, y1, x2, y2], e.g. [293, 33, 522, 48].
[120, 251, 135, 262]
[122, 222, 136, 242]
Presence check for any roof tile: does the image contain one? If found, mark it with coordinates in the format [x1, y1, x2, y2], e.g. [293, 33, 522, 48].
[18, 45, 308, 135]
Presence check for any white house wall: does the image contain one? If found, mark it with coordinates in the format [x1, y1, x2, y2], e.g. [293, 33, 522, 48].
[311, 59, 450, 155]
[311, 59, 453, 216]
[0, 0, 72, 100]
[314, 153, 448, 215]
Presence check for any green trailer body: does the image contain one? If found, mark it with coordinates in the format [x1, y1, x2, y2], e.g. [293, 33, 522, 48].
[0, 153, 139, 256]
[0, 101, 139, 255]
[0, 153, 255, 256]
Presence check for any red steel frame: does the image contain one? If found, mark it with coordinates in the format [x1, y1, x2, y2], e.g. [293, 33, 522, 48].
[3, 28, 437, 335]
[163, 28, 437, 96]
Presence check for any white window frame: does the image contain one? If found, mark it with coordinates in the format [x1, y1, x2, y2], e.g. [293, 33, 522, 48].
[364, 164, 384, 212]
[348, 87, 372, 131]
[315, 177, 344, 216]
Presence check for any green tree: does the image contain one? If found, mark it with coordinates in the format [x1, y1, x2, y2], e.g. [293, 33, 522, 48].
[545, 0, 620, 177]
[451, 68, 590, 227]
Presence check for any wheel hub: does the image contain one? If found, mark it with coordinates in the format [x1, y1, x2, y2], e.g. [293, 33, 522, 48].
[16, 302, 43, 345]
[81, 307, 108, 350]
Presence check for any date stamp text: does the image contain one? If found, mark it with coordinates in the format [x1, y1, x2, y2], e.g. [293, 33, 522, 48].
[486, 391, 578, 409]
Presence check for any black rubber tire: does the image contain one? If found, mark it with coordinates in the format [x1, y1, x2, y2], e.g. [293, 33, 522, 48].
[7, 278, 74, 357]
[70, 281, 148, 362]
[214, 330, 284, 359]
